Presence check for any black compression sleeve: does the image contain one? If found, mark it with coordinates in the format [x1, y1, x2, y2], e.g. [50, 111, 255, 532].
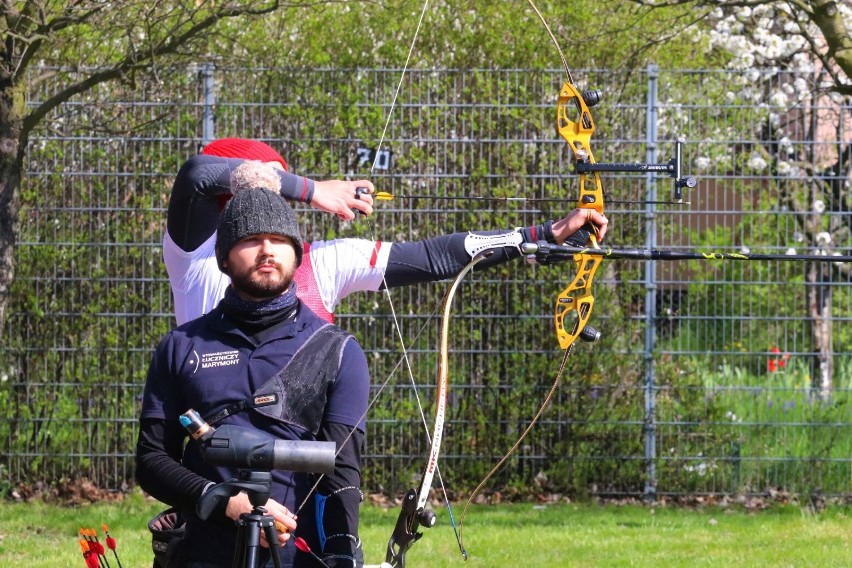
[135, 417, 211, 511]
[382, 230, 522, 289]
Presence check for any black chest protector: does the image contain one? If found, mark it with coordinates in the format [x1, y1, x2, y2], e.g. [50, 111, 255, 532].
[205, 323, 352, 435]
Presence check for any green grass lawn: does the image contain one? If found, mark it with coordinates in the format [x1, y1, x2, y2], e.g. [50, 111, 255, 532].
[1, 490, 850, 567]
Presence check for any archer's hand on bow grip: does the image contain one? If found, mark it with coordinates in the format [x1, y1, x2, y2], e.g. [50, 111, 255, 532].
[565, 226, 593, 248]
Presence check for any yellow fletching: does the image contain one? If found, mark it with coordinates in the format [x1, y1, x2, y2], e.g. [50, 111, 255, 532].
[374, 191, 395, 201]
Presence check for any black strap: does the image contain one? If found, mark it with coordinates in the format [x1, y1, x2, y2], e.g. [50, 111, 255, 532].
[204, 394, 280, 427]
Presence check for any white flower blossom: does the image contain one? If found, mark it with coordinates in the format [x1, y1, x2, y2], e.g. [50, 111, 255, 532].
[816, 232, 832, 246]
[786, 247, 797, 256]
[769, 91, 788, 107]
[694, 156, 711, 171]
[813, 200, 825, 213]
[747, 153, 768, 172]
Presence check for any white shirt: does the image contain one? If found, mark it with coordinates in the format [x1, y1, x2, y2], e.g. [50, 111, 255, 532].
[163, 231, 392, 326]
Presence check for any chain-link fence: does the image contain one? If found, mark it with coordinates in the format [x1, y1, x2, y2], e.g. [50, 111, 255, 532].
[3, 65, 850, 500]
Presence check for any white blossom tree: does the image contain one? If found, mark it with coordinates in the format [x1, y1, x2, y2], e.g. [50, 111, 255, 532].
[644, 0, 851, 395]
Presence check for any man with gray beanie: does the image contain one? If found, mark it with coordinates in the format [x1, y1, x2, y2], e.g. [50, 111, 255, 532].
[137, 189, 370, 568]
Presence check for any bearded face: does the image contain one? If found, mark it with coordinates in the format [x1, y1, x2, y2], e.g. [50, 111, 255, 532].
[222, 234, 297, 301]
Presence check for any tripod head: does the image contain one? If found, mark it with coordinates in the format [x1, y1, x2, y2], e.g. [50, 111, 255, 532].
[196, 470, 274, 520]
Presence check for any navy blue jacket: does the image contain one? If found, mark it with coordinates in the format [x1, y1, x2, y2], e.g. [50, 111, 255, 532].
[138, 302, 369, 566]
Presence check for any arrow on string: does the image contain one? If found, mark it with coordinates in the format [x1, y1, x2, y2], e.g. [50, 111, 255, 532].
[372, 190, 688, 206]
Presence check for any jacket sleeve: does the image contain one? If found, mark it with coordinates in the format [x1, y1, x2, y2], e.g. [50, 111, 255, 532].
[135, 333, 219, 515]
[295, 338, 369, 567]
[135, 417, 212, 511]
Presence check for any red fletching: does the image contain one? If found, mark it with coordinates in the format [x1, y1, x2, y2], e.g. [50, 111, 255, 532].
[102, 522, 124, 568]
[102, 523, 117, 550]
[79, 540, 98, 568]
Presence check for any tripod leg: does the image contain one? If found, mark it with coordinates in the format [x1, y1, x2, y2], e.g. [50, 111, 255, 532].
[233, 516, 264, 568]
[243, 522, 262, 568]
[261, 521, 284, 568]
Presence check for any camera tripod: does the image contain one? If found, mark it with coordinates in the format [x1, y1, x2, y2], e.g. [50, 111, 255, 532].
[197, 470, 285, 568]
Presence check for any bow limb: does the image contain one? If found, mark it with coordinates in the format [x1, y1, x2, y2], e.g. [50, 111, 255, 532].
[384, 252, 490, 568]
[368, 0, 471, 563]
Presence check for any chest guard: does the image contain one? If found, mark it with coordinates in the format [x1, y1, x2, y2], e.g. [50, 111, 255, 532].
[250, 323, 351, 434]
[294, 242, 335, 323]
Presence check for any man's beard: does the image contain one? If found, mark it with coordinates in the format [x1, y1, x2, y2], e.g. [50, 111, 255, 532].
[228, 258, 295, 300]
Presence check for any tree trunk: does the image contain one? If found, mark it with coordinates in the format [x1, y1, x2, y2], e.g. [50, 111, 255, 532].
[0, 78, 26, 341]
[807, 262, 834, 401]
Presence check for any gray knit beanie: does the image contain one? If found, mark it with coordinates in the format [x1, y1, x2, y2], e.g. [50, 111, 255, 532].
[215, 190, 304, 271]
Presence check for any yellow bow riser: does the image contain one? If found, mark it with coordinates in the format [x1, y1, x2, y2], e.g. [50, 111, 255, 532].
[555, 253, 602, 350]
[554, 80, 605, 351]
[557, 81, 605, 217]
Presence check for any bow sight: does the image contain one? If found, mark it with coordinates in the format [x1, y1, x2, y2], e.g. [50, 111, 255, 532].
[563, 89, 697, 203]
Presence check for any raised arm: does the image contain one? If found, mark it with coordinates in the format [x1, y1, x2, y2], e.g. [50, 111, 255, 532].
[166, 154, 377, 252]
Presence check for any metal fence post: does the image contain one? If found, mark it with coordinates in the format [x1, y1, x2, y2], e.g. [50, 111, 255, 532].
[201, 63, 216, 145]
[643, 63, 659, 501]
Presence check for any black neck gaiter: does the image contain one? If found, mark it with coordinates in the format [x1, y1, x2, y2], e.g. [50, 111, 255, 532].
[220, 283, 299, 338]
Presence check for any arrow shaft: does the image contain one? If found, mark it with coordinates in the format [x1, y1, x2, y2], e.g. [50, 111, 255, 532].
[377, 193, 685, 205]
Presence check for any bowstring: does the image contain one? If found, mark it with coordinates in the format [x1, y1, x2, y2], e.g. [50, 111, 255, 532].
[296, 0, 466, 551]
[365, 0, 467, 551]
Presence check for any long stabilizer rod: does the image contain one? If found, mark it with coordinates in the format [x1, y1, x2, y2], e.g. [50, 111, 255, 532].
[521, 242, 852, 264]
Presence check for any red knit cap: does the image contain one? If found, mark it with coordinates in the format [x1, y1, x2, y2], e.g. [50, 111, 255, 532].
[202, 138, 288, 171]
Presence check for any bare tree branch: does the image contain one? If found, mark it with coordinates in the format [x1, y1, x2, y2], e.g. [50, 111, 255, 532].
[19, 1, 284, 137]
